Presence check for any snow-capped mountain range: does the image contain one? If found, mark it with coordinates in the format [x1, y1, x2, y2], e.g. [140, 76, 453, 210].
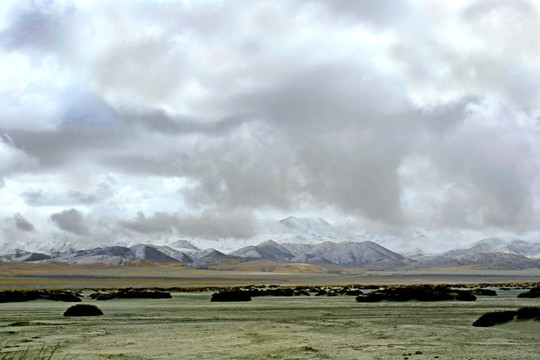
[1, 217, 540, 269]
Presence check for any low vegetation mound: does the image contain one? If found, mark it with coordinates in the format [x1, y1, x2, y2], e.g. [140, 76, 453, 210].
[91, 288, 171, 300]
[472, 311, 516, 327]
[245, 288, 294, 297]
[356, 285, 476, 302]
[214, 285, 364, 298]
[0, 290, 81, 303]
[517, 287, 540, 298]
[516, 307, 540, 320]
[211, 290, 252, 302]
[64, 304, 103, 317]
[472, 288, 497, 296]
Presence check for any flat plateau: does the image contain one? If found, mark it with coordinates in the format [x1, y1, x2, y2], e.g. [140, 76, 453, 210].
[1, 263, 540, 288]
[1, 265, 540, 359]
[1, 289, 539, 359]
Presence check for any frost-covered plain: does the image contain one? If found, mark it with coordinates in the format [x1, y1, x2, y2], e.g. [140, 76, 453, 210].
[1, 289, 539, 359]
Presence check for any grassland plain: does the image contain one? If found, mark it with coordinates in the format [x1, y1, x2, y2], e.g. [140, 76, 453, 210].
[0, 288, 539, 360]
[2, 263, 540, 288]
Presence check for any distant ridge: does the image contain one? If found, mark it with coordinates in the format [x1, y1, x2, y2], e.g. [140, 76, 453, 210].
[1, 217, 540, 270]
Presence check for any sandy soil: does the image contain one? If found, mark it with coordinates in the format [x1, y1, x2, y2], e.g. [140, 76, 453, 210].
[1, 289, 539, 359]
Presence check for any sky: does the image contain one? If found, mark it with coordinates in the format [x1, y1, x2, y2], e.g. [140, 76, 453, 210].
[1, 0, 540, 249]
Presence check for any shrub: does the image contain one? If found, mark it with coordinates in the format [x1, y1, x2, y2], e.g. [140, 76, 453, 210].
[92, 289, 171, 300]
[356, 285, 476, 302]
[454, 291, 477, 301]
[42, 291, 81, 302]
[64, 304, 103, 317]
[211, 291, 251, 302]
[472, 289, 497, 296]
[472, 311, 516, 327]
[0, 290, 81, 303]
[517, 287, 540, 298]
[516, 307, 540, 320]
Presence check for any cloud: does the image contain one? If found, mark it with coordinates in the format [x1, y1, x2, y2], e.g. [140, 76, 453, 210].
[0, 0, 76, 53]
[50, 208, 89, 235]
[1, 0, 540, 242]
[0, 133, 39, 177]
[68, 182, 114, 204]
[306, 0, 414, 29]
[21, 181, 114, 206]
[120, 208, 259, 239]
[14, 213, 34, 232]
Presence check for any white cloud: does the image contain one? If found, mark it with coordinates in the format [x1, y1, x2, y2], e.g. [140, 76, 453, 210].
[1, 0, 540, 245]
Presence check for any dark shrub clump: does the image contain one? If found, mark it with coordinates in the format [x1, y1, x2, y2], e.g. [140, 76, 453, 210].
[472, 288, 497, 296]
[517, 287, 540, 298]
[211, 291, 251, 302]
[516, 307, 540, 320]
[91, 289, 171, 300]
[0, 290, 81, 303]
[64, 304, 103, 317]
[472, 311, 516, 327]
[356, 285, 476, 303]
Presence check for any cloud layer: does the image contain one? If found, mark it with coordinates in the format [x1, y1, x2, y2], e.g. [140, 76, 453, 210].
[1, 0, 540, 246]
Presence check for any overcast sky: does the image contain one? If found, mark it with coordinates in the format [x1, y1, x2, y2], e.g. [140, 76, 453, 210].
[1, 0, 540, 247]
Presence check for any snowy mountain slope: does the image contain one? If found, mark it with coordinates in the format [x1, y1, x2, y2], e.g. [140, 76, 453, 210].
[318, 241, 405, 265]
[442, 237, 540, 259]
[354, 229, 488, 256]
[409, 237, 540, 269]
[2, 216, 540, 269]
[230, 240, 295, 261]
[51, 246, 139, 265]
[168, 240, 200, 252]
[129, 244, 181, 263]
[254, 217, 355, 245]
[188, 249, 241, 268]
[0, 249, 52, 262]
[150, 245, 194, 262]
[412, 251, 540, 270]
[288, 241, 405, 265]
[232, 240, 405, 265]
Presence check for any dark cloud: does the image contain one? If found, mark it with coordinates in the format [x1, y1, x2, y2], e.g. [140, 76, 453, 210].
[50, 208, 89, 235]
[119, 107, 249, 136]
[14, 213, 34, 232]
[428, 119, 536, 230]
[68, 182, 115, 205]
[22, 181, 115, 206]
[0, 0, 74, 52]
[6, 120, 125, 171]
[21, 189, 44, 206]
[120, 212, 178, 234]
[306, 0, 414, 29]
[120, 208, 259, 239]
